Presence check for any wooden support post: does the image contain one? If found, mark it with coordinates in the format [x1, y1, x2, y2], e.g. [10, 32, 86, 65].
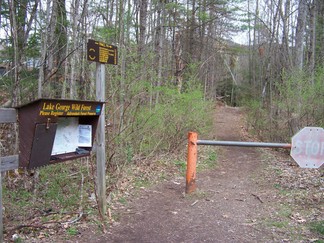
[0, 156, 19, 243]
[0, 171, 2, 243]
[0, 108, 16, 123]
[186, 132, 198, 194]
[95, 63, 106, 215]
[0, 108, 17, 242]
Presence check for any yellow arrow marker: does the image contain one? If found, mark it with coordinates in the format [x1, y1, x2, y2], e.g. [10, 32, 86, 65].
[89, 48, 96, 60]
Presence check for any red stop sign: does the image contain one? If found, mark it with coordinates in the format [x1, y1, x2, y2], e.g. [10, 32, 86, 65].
[291, 127, 324, 168]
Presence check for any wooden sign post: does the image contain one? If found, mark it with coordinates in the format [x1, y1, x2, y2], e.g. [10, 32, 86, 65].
[95, 63, 106, 215]
[0, 108, 19, 242]
[87, 39, 118, 216]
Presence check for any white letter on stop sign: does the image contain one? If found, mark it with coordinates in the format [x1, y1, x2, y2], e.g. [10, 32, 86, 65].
[310, 141, 324, 156]
[306, 141, 318, 156]
[291, 127, 324, 168]
[298, 140, 324, 156]
[294, 140, 303, 154]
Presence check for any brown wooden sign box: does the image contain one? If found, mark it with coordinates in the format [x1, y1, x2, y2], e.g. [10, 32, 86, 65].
[17, 98, 104, 169]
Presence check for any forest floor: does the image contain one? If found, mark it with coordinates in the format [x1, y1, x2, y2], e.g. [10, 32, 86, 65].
[22, 103, 324, 242]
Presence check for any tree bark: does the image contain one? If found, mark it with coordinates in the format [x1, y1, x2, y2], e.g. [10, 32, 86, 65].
[38, 0, 52, 98]
[8, 0, 20, 106]
[138, 0, 148, 54]
[69, 0, 81, 99]
[308, 0, 316, 83]
[295, 0, 307, 70]
[156, 1, 165, 103]
[46, 0, 68, 98]
[175, 31, 185, 93]
[118, 0, 126, 132]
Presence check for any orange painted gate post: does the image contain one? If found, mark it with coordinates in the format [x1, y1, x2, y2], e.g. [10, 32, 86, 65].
[186, 132, 198, 194]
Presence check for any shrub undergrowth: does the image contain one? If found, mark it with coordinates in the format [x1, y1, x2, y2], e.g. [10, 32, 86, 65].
[132, 87, 213, 156]
[241, 68, 324, 142]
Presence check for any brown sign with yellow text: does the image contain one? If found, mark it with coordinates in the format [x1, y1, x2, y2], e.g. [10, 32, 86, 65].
[39, 101, 103, 117]
[87, 39, 118, 65]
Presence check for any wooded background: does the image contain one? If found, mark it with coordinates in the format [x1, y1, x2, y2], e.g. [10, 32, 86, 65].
[1, 2, 324, 241]
[1, 0, 324, 164]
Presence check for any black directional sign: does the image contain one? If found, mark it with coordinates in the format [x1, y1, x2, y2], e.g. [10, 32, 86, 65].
[87, 39, 118, 65]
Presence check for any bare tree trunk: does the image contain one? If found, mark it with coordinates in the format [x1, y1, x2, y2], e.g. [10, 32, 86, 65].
[316, 0, 324, 65]
[38, 0, 51, 98]
[308, 0, 316, 83]
[175, 31, 185, 93]
[156, 1, 165, 104]
[0, 0, 2, 26]
[8, 0, 20, 106]
[118, 0, 126, 132]
[248, 0, 252, 85]
[138, 0, 148, 54]
[46, 0, 68, 98]
[281, 0, 292, 69]
[188, 0, 196, 59]
[295, 0, 307, 69]
[252, 0, 259, 88]
[62, 39, 70, 99]
[69, 0, 81, 99]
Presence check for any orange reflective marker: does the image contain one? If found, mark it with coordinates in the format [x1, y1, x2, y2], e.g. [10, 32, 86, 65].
[186, 132, 198, 194]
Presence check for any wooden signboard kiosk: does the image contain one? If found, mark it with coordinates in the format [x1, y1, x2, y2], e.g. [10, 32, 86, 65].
[17, 98, 104, 169]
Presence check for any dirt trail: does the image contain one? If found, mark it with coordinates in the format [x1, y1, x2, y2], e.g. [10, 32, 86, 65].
[92, 105, 276, 242]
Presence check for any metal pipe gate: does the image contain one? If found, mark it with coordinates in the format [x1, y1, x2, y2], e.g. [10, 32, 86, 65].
[186, 132, 292, 194]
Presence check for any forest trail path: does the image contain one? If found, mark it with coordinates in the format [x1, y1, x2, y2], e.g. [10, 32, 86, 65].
[93, 104, 281, 242]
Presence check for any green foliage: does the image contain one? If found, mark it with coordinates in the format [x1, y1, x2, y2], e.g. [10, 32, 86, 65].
[174, 160, 187, 173]
[207, 151, 217, 162]
[275, 68, 324, 130]
[165, 2, 186, 13]
[277, 204, 292, 218]
[37, 162, 90, 210]
[310, 220, 324, 235]
[197, 11, 210, 22]
[118, 197, 128, 205]
[198, 148, 218, 171]
[134, 177, 150, 188]
[242, 98, 270, 138]
[268, 220, 289, 228]
[242, 68, 324, 141]
[3, 161, 94, 223]
[93, 26, 118, 43]
[312, 240, 324, 243]
[131, 87, 213, 156]
[66, 227, 78, 236]
[3, 188, 31, 218]
[26, 32, 41, 58]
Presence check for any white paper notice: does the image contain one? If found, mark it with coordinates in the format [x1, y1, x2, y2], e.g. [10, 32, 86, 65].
[78, 125, 92, 147]
[51, 117, 79, 155]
